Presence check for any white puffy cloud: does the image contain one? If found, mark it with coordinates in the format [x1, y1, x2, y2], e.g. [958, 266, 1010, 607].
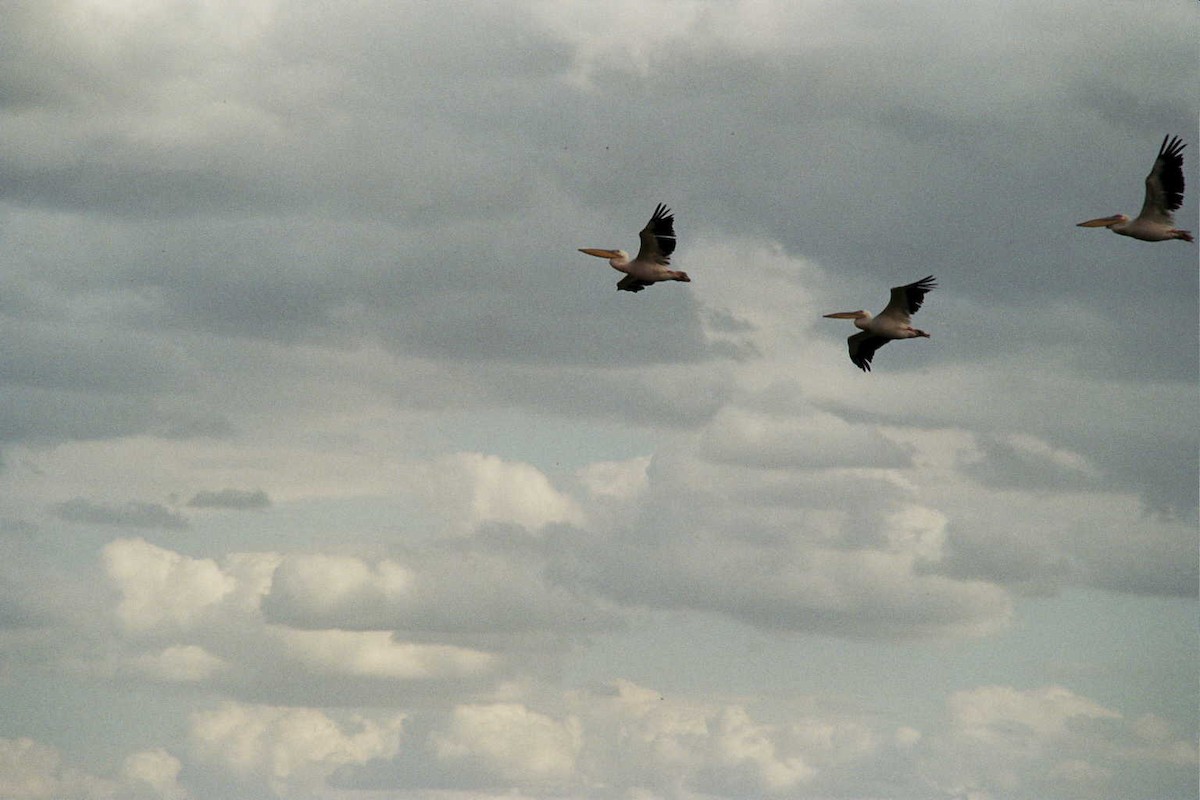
[947, 685, 1121, 739]
[432, 703, 583, 786]
[914, 684, 1198, 800]
[0, 737, 185, 800]
[262, 545, 617, 637]
[103, 538, 278, 634]
[263, 554, 413, 622]
[104, 539, 236, 634]
[423, 685, 829, 795]
[698, 706, 817, 793]
[550, 433, 1014, 638]
[413, 453, 583, 533]
[334, 681, 887, 795]
[560, 680, 877, 796]
[125, 644, 227, 683]
[121, 749, 188, 800]
[0, 737, 108, 799]
[188, 702, 404, 797]
[97, 539, 513, 694]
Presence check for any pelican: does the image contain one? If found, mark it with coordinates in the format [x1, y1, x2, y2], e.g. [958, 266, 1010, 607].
[579, 204, 690, 292]
[824, 276, 937, 372]
[1077, 135, 1193, 242]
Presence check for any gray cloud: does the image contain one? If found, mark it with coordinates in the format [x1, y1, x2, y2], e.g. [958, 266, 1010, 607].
[260, 536, 620, 639]
[52, 498, 188, 530]
[0, 2, 1195, 798]
[187, 489, 270, 511]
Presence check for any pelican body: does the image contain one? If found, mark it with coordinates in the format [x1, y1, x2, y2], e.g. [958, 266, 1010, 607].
[1077, 135, 1193, 242]
[824, 276, 937, 372]
[579, 204, 690, 292]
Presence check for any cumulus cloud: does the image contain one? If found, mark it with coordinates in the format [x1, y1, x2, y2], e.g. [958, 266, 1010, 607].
[102, 538, 277, 634]
[552, 527, 1014, 639]
[432, 703, 583, 787]
[188, 702, 404, 797]
[388, 680, 879, 796]
[693, 706, 818, 794]
[913, 685, 1199, 800]
[121, 749, 189, 800]
[262, 546, 616, 636]
[540, 404, 1016, 640]
[124, 645, 228, 684]
[385, 681, 1195, 799]
[0, 737, 112, 799]
[0, 736, 186, 800]
[262, 554, 412, 624]
[104, 539, 235, 633]
[412, 453, 584, 533]
[916, 681, 1123, 800]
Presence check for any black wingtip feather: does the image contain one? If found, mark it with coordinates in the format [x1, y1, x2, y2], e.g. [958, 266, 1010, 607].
[648, 203, 677, 257]
[902, 275, 938, 314]
[1155, 135, 1187, 213]
[1159, 135, 1186, 160]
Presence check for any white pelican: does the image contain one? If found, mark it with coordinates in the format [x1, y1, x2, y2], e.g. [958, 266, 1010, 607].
[824, 276, 937, 372]
[579, 204, 690, 292]
[1077, 135, 1193, 242]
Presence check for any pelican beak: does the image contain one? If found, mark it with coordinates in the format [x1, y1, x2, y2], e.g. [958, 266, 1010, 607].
[579, 248, 621, 259]
[1076, 216, 1122, 228]
[823, 311, 861, 319]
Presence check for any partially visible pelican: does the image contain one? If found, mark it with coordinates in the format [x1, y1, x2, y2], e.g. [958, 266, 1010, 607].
[579, 204, 690, 292]
[824, 276, 937, 372]
[1077, 135, 1193, 242]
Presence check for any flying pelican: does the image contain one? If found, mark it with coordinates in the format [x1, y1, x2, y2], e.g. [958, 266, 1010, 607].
[579, 204, 690, 292]
[824, 276, 937, 372]
[1077, 135, 1193, 242]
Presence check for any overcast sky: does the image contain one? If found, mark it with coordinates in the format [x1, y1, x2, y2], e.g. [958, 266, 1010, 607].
[0, 1, 1197, 799]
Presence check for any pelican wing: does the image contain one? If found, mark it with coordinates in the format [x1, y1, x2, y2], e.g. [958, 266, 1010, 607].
[1136, 135, 1187, 224]
[848, 331, 888, 372]
[634, 204, 676, 265]
[878, 275, 937, 322]
[617, 274, 652, 293]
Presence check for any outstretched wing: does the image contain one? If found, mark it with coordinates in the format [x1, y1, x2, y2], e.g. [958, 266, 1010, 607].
[1137, 135, 1186, 225]
[848, 331, 889, 372]
[634, 204, 676, 265]
[617, 274, 651, 293]
[879, 275, 937, 323]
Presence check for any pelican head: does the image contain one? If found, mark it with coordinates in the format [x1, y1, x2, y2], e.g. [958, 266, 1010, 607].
[1076, 214, 1129, 229]
[823, 311, 868, 320]
[578, 248, 628, 261]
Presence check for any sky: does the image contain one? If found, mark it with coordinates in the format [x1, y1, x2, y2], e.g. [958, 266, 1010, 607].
[0, 1, 1196, 798]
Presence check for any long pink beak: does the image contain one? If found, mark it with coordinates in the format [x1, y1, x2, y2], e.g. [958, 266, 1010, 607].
[1076, 215, 1123, 228]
